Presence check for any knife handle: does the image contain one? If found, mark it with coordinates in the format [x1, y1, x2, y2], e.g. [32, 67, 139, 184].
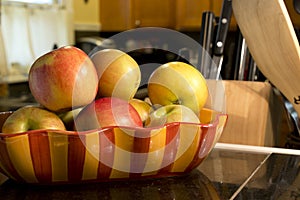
[213, 0, 233, 56]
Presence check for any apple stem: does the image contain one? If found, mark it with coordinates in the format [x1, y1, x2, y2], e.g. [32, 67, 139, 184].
[172, 99, 181, 105]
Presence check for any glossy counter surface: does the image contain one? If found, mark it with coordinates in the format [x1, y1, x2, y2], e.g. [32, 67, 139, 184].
[1, 143, 300, 200]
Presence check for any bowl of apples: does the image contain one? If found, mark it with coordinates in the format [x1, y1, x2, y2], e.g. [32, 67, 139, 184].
[0, 30, 227, 184]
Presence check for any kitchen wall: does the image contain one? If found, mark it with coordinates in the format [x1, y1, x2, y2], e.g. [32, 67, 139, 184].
[0, 1, 8, 77]
[73, 0, 101, 32]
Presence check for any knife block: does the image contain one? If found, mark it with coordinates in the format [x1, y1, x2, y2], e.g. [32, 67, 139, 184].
[215, 80, 289, 147]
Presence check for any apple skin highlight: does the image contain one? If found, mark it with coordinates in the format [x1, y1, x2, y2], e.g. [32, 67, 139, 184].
[148, 61, 208, 115]
[74, 97, 143, 131]
[29, 46, 99, 112]
[2, 106, 66, 134]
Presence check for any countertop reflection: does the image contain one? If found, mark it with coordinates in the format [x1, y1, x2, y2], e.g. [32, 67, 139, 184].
[1, 143, 300, 200]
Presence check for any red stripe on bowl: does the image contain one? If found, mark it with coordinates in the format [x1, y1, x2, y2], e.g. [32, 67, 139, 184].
[158, 123, 180, 173]
[198, 125, 217, 159]
[129, 128, 151, 177]
[28, 131, 52, 183]
[68, 134, 86, 182]
[97, 129, 115, 179]
[184, 127, 208, 172]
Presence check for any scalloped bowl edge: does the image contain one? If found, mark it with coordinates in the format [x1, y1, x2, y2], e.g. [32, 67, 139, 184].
[0, 109, 227, 184]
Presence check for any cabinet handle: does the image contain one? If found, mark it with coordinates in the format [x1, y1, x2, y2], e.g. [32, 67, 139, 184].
[135, 20, 141, 27]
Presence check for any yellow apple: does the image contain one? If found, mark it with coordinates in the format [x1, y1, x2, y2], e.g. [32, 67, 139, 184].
[145, 104, 200, 127]
[147, 61, 208, 115]
[2, 106, 66, 133]
[90, 49, 141, 100]
[129, 98, 152, 125]
[58, 107, 83, 131]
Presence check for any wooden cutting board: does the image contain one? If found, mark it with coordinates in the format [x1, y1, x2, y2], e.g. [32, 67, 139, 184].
[232, 0, 300, 115]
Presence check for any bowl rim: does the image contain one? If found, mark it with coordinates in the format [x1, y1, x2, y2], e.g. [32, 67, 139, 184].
[0, 112, 227, 138]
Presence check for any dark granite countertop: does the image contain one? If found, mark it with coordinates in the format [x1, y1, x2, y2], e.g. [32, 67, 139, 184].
[1, 143, 300, 200]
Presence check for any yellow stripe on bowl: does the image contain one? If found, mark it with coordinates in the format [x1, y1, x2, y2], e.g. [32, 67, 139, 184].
[6, 134, 38, 183]
[82, 131, 100, 180]
[171, 124, 201, 172]
[48, 132, 68, 182]
[109, 128, 135, 179]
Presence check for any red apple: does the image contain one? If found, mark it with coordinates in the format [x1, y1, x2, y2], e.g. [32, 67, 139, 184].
[74, 97, 143, 131]
[28, 46, 99, 112]
[2, 106, 66, 134]
[90, 49, 141, 100]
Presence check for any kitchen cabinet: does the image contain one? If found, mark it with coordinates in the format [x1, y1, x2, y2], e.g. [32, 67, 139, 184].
[131, 0, 175, 28]
[99, 0, 174, 31]
[175, 0, 237, 31]
[99, 0, 132, 31]
[97, 0, 296, 32]
[175, 0, 211, 31]
[73, 0, 100, 31]
[99, 0, 238, 31]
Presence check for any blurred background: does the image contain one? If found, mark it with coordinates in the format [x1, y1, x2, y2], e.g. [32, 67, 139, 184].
[0, 0, 299, 80]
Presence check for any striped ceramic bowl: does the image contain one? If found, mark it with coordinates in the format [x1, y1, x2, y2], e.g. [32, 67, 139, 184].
[0, 108, 227, 184]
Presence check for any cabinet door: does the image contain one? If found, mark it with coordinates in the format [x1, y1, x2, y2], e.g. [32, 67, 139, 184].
[176, 0, 237, 31]
[100, 0, 132, 31]
[132, 0, 175, 28]
[176, 0, 211, 31]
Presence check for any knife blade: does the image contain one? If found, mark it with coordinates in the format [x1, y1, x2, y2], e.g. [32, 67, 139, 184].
[198, 11, 215, 78]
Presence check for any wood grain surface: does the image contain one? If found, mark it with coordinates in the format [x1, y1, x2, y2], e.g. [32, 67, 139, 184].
[218, 81, 285, 146]
[232, 0, 300, 115]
